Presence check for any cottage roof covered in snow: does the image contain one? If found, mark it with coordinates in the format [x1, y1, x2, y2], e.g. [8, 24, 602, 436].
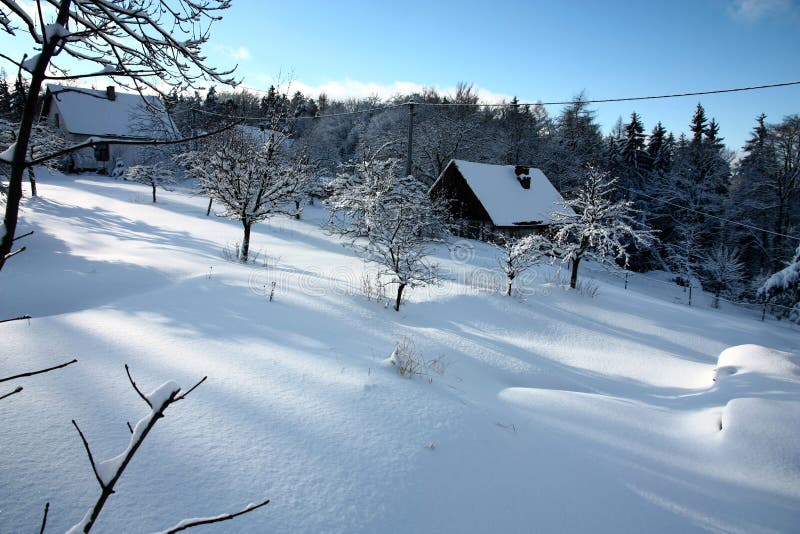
[45, 84, 177, 139]
[431, 159, 568, 227]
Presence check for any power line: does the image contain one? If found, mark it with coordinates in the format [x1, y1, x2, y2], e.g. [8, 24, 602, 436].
[176, 79, 800, 121]
[623, 186, 800, 242]
[417, 80, 800, 108]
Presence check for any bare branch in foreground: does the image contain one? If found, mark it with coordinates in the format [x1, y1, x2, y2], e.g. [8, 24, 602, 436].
[39, 502, 49, 534]
[12, 231, 34, 242]
[0, 358, 77, 383]
[0, 386, 23, 400]
[124, 364, 152, 408]
[174, 376, 207, 402]
[4, 246, 26, 261]
[158, 499, 271, 533]
[21, 119, 245, 168]
[68, 366, 246, 533]
[72, 420, 107, 491]
[0, 315, 31, 324]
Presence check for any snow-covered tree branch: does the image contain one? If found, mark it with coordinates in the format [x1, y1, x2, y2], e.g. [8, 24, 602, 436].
[66, 365, 269, 533]
[328, 154, 450, 311]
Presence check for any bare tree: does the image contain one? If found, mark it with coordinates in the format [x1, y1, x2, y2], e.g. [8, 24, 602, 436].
[551, 165, 655, 289]
[328, 155, 449, 311]
[0, 0, 236, 272]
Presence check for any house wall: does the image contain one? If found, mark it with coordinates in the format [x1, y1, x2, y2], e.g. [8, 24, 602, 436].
[45, 102, 148, 173]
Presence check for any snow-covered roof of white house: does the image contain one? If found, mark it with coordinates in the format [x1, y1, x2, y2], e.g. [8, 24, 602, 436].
[432, 159, 568, 227]
[45, 84, 178, 139]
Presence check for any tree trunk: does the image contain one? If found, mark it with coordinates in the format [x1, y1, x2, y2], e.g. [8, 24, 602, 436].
[394, 282, 406, 311]
[27, 167, 37, 197]
[294, 200, 301, 219]
[0, 0, 72, 272]
[506, 274, 514, 296]
[241, 221, 251, 263]
[206, 197, 213, 216]
[151, 182, 157, 203]
[570, 255, 582, 289]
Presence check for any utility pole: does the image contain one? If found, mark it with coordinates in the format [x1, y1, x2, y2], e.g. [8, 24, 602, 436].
[405, 100, 415, 177]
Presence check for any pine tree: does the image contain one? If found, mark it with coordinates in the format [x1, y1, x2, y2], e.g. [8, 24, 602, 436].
[646, 122, 671, 174]
[0, 71, 11, 119]
[690, 103, 707, 145]
[10, 77, 28, 121]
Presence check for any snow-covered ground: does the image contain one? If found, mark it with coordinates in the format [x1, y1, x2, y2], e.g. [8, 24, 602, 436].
[1, 170, 798, 533]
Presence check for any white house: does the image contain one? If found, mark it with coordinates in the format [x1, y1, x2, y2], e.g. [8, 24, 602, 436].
[42, 84, 178, 172]
[429, 159, 570, 238]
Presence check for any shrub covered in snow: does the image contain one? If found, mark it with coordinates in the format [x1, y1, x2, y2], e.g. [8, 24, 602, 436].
[758, 244, 800, 322]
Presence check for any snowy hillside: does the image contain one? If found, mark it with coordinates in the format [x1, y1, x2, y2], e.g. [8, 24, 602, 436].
[1, 171, 798, 533]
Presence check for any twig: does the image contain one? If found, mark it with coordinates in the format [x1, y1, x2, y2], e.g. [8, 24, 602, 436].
[39, 502, 49, 534]
[4, 246, 26, 261]
[126, 421, 134, 434]
[0, 358, 77, 383]
[174, 376, 206, 401]
[159, 499, 271, 533]
[72, 420, 107, 490]
[125, 364, 152, 408]
[0, 315, 31, 324]
[12, 230, 34, 242]
[0, 386, 23, 400]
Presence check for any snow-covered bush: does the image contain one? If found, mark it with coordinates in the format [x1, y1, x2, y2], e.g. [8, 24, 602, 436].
[757, 244, 800, 322]
[386, 338, 422, 377]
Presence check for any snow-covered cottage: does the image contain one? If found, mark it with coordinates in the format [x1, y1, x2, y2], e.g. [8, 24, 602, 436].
[42, 84, 178, 172]
[429, 159, 567, 238]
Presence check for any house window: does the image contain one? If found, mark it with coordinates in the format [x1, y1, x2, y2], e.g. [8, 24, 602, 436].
[94, 142, 110, 161]
[54, 113, 59, 128]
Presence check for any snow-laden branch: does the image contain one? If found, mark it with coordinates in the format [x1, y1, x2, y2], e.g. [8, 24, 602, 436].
[154, 499, 271, 534]
[67, 367, 208, 533]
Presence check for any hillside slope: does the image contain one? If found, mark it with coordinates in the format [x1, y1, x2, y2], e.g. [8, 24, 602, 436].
[1, 171, 798, 533]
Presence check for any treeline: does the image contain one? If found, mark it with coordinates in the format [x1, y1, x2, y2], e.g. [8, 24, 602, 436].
[32, 80, 800, 310]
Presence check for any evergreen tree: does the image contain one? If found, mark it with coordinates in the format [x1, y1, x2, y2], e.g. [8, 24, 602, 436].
[0, 71, 11, 119]
[690, 103, 707, 145]
[10, 77, 28, 121]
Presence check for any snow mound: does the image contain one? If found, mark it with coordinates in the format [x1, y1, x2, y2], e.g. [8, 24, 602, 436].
[713, 344, 800, 383]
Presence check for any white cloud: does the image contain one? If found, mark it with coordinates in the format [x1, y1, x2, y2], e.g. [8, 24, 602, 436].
[217, 45, 251, 61]
[729, 0, 792, 21]
[247, 77, 515, 104]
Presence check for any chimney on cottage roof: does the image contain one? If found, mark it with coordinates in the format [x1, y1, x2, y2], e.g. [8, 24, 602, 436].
[514, 165, 531, 189]
[106, 86, 116, 101]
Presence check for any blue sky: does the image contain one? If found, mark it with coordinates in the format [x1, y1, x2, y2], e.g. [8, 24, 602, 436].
[2, 0, 799, 150]
[200, 0, 799, 150]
